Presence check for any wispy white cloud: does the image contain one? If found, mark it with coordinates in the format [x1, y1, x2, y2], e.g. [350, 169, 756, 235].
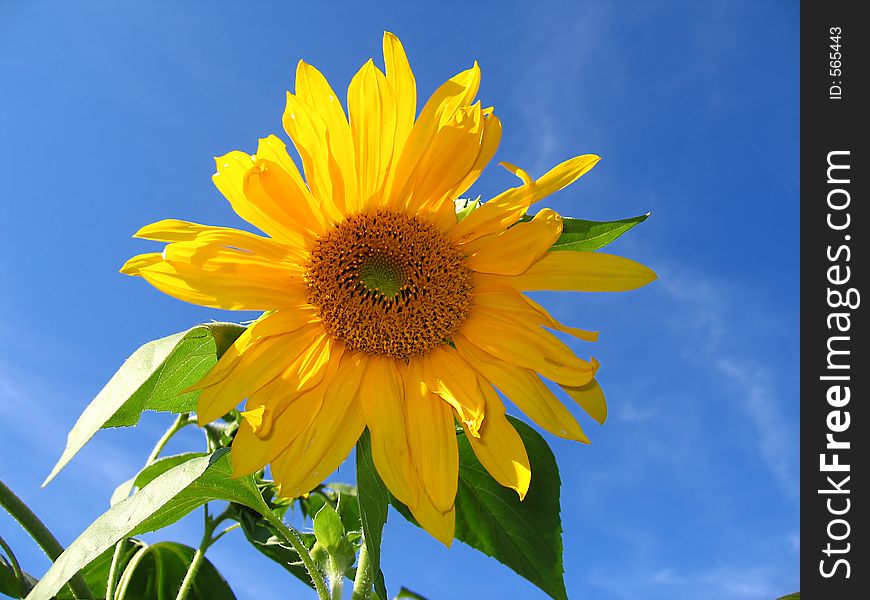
[648, 564, 783, 599]
[655, 265, 799, 498]
[715, 358, 798, 497]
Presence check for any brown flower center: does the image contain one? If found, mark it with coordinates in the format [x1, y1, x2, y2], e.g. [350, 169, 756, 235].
[305, 210, 473, 359]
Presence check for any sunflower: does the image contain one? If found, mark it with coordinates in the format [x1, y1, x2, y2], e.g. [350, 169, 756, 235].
[121, 32, 656, 545]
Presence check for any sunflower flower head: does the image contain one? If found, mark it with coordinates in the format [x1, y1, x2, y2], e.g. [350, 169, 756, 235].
[121, 32, 656, 546]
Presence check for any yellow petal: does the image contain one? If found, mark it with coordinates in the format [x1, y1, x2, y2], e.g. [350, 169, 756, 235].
[560, 358, 607, 424]
[133, 220, 225, 243]
[460, 308, 595, 388]
[121, 240, 307, 312]
[465, 208, 562, 275]
[450, 154, 600, 246]
[409, 492, 456, 547]
[271, 329, 340, 397]
[382, 32, 416, 163]
[420, 346, 485, 437]
[231, 348, 349, 477]
[404, 359, 459, 513]
[444, 109, 502, 202]
[133, 219, 304, 261]
[387, 62, 480, 203]
[295, 60, 357, 213]
[283, 92, 337, 211]
[244, 158, 328, 237]
[470, 285, 599, 342]
[271, 401, 365, 497]
[348, 59, 397, 210]
[448, 164, 533, 245]
[119, 252, 162, 275]
[464, 380, 531, 500]
[252, 353, 366, 489]
[417, 62, 481, 130]
[408, 102, 485, 216]
[528, 154, 600, 203]
[240, 404, 272, 437]
[221, 338, 344, 476]
[358, 356, 419, 507]
[255, 135, 343, 224]
[455, 335, 589, 442]
[194, 307, 319, 391]
[493, 251, 658, 292]
[196, 322, 322, 425]
[517, 293, 599, 342]
[212, 151, 309, 247]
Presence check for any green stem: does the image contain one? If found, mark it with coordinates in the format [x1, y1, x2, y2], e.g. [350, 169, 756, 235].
[263, 512, 330, 600]
[174, 544, 206, 600]
[0, 480, 94, 600]
[328, 557, 344, 600]
[146, 413, 194, 466]
[350, 537, 374, 600]
[210, 523, 240, 545]
[104, 539, 127, 600]
[113, 545, 150, 600]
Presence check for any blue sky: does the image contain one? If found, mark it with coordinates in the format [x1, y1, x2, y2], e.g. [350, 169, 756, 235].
[1, 1, 798, 599]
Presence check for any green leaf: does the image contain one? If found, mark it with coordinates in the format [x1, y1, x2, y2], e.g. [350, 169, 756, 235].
[26, 449, 266, 599]
[391, 417, 566, 600]
[44, 322, 246, 486]
[113, 542, 235, 600]
[335, 490, 361, 536]
[313, 504, 355, 574]
[356, 429, 390, 600]
[549, 214, 649, 252]
[231, 505, 317, 590]
[313, 504, 345, 554]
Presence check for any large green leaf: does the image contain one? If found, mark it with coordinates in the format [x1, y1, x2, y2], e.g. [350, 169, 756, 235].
[26, 449, 265, 600]
[54, 538, 236, 600]
[113, 542, 235, 600]
[356, 429, 390, 600]
[550, 214, 649, 252]
[391, 417, 566, 600]
[44, 323, 245, 486]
